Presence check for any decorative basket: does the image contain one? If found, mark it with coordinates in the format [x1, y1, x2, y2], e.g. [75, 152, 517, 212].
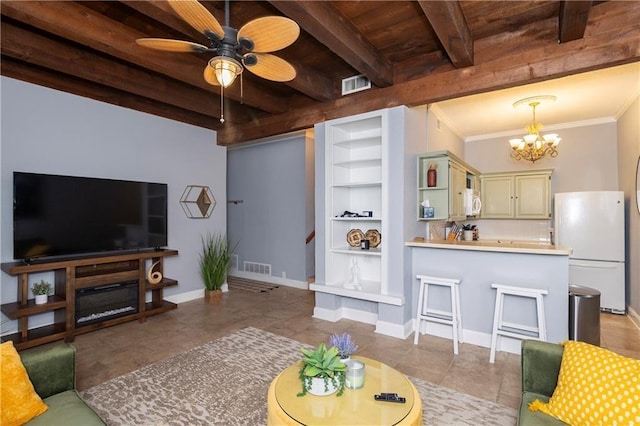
[346, 229, 365, 247]
[365, 229, 381, 248]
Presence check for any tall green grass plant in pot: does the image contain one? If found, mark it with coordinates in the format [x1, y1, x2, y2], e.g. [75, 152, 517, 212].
[200, 233, 233, 303]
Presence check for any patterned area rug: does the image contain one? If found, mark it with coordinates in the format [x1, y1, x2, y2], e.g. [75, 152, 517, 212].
[81, 327, 517, 425]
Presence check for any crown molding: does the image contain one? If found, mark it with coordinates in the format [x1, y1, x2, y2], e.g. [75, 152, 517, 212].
[428, 104, 466, 141]
[464, 116, 617, 143]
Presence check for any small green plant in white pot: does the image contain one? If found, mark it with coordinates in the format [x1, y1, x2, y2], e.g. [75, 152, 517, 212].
[297, 343, 346, 397]
[32, 280, 52, 305]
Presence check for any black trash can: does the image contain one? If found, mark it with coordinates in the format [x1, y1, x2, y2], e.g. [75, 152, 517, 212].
[569, 284, 601, 346]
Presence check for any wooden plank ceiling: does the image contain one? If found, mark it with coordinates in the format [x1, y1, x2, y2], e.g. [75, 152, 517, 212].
[1, 1, 639, 146]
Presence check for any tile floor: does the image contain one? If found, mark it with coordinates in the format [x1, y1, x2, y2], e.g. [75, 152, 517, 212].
[72, 286, 640, 410]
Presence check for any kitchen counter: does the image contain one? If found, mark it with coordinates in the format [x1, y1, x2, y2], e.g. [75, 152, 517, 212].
[406, 238, 572, 256]
[408, 240, 570, 355]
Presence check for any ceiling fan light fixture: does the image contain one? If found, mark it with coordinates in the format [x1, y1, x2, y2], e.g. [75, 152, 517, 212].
[208, 56, 243, 88]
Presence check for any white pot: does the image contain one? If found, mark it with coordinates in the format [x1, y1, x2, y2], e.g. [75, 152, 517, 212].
[307, 376, 339, 396]
[34, 294, 48, 305]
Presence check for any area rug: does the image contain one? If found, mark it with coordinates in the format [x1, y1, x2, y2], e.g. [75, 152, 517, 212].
[80, 327, 517, 425]
[227, 276, 279, 293]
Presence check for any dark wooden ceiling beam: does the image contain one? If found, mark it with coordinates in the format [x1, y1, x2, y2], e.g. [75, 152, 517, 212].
[559, 1, 592, 43]
[417, 1, 474, 68]
[0, 0, 286, 116]
[218, 1, 640, 145]
[119, 0, 207, 43]
[0, 20, 251, 124]
[269, 0, 393, 88]
[1, 57, 220, 131]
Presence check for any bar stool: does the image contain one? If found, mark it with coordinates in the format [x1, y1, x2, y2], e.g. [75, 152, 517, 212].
[489, 283, 548, 363]
[413, 275, 462, 354]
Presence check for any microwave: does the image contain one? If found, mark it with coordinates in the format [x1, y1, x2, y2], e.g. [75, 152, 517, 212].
[464, 188, 482, 216]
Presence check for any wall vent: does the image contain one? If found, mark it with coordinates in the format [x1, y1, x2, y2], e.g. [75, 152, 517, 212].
[243, 261, 271, 275]
[342, 75, 371, 95]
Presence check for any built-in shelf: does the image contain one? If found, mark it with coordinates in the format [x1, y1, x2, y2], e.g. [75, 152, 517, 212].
[309, 282, 403, 306]
[315, 106, 427, 335]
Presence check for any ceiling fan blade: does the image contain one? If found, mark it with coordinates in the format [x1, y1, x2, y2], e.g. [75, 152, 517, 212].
[136, 38, 209, 53]
[203, 65, 221, 86]
[238, 16, 300, 53]
[244, 53, 296, 82]
[168, 0, 224, 40]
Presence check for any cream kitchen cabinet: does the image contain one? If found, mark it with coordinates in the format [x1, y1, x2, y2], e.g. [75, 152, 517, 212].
[417, 151, 479, 221]
[480, 170, 552, 219]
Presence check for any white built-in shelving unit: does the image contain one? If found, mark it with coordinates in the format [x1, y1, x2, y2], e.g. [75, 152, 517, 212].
[312, 106, 427, 336]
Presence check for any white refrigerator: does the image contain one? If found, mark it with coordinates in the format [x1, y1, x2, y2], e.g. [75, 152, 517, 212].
[554, 191, 626, 313]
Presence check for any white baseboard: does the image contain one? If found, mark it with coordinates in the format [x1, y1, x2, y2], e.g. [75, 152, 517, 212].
[414, 320, 522, 355]
[312, 306, 378, 325]
[165, 289, 204, 304]
[375, 319, 414, 339]
[229, 271, 308, 290]
[627, 305, 640, 331]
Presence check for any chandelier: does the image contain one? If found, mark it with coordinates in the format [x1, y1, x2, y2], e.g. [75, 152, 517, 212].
[508, 95, 561, 163]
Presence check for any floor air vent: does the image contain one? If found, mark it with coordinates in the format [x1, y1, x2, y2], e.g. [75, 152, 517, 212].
[342, 75, 371, 95]
[243, 261, 271, 275]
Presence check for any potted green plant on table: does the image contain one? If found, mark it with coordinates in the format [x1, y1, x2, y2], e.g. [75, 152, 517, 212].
[329, 332, 359, 361]
[32, 280, 52, 305]
[199, 233, 233, 304]
[297, 343, 346, 397]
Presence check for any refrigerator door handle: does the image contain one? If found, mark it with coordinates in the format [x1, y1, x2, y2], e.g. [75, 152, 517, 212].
[571, 261, 619, 269]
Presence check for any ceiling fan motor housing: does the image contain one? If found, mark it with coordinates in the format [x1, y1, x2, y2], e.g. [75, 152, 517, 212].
[218, 26, 243, 59]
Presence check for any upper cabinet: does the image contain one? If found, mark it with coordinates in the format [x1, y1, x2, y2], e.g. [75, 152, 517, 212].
[480, 170, 553, 219]
[417, 151, 480, 221]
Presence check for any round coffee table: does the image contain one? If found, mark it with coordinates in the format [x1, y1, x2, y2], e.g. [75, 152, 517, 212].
[267, 356, 422, 425]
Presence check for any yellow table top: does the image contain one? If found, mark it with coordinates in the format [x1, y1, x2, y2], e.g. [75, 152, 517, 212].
[273, 356, 417, 425]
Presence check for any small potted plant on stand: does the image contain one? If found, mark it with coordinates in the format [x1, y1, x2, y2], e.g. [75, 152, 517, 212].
[297, 343, 346, 397]
[329, 332, 359, 361]
[200, 232, 234, 304]
[32, 280, 52, 305]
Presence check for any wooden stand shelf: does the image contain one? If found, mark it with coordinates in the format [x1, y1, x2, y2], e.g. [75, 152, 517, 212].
[1, 249, 178, 350]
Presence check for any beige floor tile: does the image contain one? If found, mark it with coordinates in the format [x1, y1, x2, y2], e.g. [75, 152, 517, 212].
[69, 284, 640, 414]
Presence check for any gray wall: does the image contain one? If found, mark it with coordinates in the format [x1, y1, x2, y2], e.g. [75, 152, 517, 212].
[465, 122, 619, 192]
[617, 96, 640, 318]
[227, 133, 310, 282]
[1, 77, 226, 333]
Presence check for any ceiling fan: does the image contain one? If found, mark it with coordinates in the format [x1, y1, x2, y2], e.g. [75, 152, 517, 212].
[136, 0, 299, 90]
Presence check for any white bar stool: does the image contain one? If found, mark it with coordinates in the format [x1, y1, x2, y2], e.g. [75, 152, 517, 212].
[413, 275, 462, 354]
[489, 283, 548, 363]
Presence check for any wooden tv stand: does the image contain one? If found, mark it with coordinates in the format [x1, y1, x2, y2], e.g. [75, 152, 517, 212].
[1, 249, 178, 350]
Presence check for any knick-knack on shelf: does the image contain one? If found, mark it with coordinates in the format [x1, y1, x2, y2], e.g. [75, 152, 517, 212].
[427, 163, 438, 187]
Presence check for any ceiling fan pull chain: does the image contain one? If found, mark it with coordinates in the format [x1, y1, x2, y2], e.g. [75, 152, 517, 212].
[220, 85, 225, 124]
[241, 74, 244, 105]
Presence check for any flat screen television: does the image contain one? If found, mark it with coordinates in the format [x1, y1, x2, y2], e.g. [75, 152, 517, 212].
[13, 172, 168, 261]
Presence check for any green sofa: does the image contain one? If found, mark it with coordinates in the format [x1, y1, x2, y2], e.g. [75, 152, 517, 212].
[519, 340, 566, 426]
[19, 342, 106, 425]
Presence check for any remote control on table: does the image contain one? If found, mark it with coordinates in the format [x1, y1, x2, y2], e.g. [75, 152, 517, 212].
[374, 393, 406, 403]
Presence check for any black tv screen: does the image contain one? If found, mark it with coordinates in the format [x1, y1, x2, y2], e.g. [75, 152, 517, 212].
[13, 172, 168, 260]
